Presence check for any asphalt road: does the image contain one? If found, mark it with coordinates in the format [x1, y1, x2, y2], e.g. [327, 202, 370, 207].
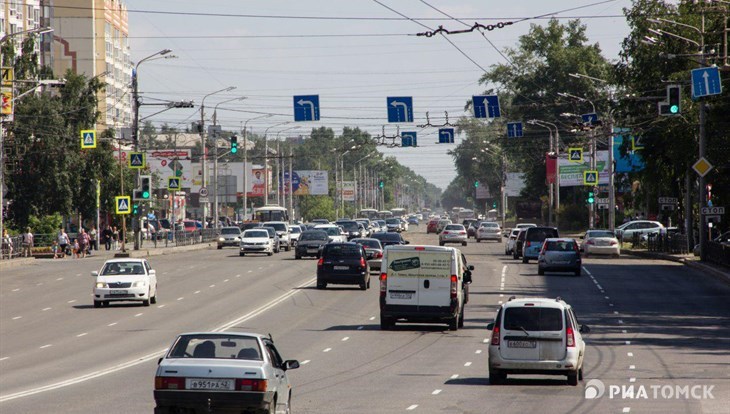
[1, 226, 728, 413]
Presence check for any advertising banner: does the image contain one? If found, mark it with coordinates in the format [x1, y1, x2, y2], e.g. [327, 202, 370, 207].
[341, 181, 356, 201]
[559, 150, 609, 187]
[475, 184, 491, 199]
[505, 173, 525, 197]
[146, 150, 193, 189]
[282, 170, 329, 196]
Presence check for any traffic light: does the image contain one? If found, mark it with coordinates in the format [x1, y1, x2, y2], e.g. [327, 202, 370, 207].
[659, 85, 681, 116]
[492, 201, 497, 209]
[379, 180, 384, 189]
[231, 135, 238, 154]
[132, 203, 139, 216]
[134, 175, 152, 200]
[587, 191, 595, 204]
[474, 181, 479, 188]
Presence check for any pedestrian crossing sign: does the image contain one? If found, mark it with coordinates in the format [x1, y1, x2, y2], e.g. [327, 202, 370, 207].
[128, 152, 145, 169]
[80, 130, 96, 149]
[115, 196, 131, 215]
[168, 177, 181, 190]
[568, 148, 583, 163]
[583, 170, 599, 186]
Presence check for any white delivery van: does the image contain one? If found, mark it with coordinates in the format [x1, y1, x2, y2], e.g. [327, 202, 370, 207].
[379, 245, 473, 331]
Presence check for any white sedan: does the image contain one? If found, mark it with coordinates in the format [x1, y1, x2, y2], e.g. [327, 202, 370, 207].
[154, 332, 299, 414]
[92, 258, 157, 308]
[240, 229, 274, 256]
[476, 222, 502, 242]
[581, 230, 620, 257]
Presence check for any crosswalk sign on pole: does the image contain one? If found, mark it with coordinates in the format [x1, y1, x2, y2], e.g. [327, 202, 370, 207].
[568, 148, 583, 163]
[583, 170, 599, 186]
[128, 152, 146, 169]
[168, 177, 181, 190]
[80, 130, 97, 149]
[115, 196, 131, 215]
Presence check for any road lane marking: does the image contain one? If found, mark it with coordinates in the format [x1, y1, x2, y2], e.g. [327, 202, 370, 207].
[209, 284, 216, 288]
[194, 290, 201, 294]
[407, 405, 418, 411]
[56, 277, 63, 281]
[236, 274, 241, 278]
[464, 362, 472, 367]
[12, 288, 20, 292]
[76, 333, 88, 337]
[629, 365, 635, 370]
[67, 300, 77, 304]
[450, 374, 459, 379]
[75, 273, 81, 276]
[107, 322, 117, 326]
[36, 283, 43, 286]
[247, 270, 252, 273]
[0, 357, 8, 362]
[135, 313, 143, 317]
[12, 316, 22, 320]
[177, 297, 184, 301]
[498, 301, 503, 304]
[0, 277, 318, 404]
[475, 350, 482, 354]
[369, 316, 375, 321]
[483, 338, 489, 343]
[627, 352, 633, 357]
[499, 294, 503, 297]
[342, 337, 349, 341]
[42, 307, 52, 311]
[623, 408, 631, 413]
[432, 389, 442, 395]
[157, 305, 166, 309]
[39, 344, 52, 349]
[223, 279, 229, 283]
[323, 348, 332, 353]
[301, 360, 310, 365]
[582, 267, 592, 276]
[629, 378, 636, 383]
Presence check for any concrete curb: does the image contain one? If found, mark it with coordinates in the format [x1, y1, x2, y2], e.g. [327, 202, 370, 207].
[621, 249, 730, 285]
[0, 257, 37, 271]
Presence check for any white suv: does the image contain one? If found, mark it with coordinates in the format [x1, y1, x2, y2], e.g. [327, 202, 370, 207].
[263, 221, 291, 251]
[487, 297, 589, 386]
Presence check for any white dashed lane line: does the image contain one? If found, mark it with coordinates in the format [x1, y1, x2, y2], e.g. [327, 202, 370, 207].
[12, 288, 20, 292]
[209, 284, 216, 288]
[300, 360, 310, 365]
[369, 316, 375, 321]
[223, 279, 229, 283]
[475, 350, 482, 354]
[39, 344, 52, 349]
[623, 408, 631, 413]
[629, 365, 635, 370]
[12, 316, 22, 320]
[67, 300, 77, 304]
[56, 277, 63, 281]
[107, 322, 117, 326]
[76, 333, 88, 337]
[0, 357, 9, 361]
[629, 377, 636, 383]
[135, 313, 143, 317]
[42, 307, 52, 311]
[431, 389, 442, 395]
[406, 405, 418, 411]
[341, 337, 349, 341]
[464, 362, 472, 367]
[323, 348, 332, 353]
[194, 290, 201, 294]
[177, 297, 184, 301]
[450, 374, 459, 379]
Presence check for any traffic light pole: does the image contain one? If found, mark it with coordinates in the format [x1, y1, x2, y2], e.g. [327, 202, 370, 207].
[589, 128, 596, 229]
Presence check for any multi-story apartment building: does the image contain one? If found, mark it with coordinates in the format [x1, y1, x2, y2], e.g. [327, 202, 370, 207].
[0, 0, 43, 57]
[48, 0, 132, 130]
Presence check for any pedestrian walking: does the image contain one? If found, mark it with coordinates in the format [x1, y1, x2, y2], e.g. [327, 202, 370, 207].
[89, 226, 97, 251]
[2, 229, 13, 259]
[51, 240, 62, 259]
[78, 229, 90, 258]
[72, 239, 80, 258]
[22, 227, 34, 257]
[102, 225, 113, 250]
[112, 226, 119, 250]
[57, 229, 70, 259]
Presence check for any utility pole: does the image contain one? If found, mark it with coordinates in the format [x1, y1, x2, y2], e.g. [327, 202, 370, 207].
[288, 147, 294, 222]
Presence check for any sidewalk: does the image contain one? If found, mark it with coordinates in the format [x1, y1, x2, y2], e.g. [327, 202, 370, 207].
[0, 241, 215, 272]
[620, 248, 730, 285]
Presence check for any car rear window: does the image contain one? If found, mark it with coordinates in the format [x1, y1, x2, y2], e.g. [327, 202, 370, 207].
[220, 228, 241, 235]
[300, 231, 327, 241]
[445, 225, 464, 230]
[504, 307, 563, 331]
[169, 334, 262, 360]
[338, 222, 359, 231]
[545, 241, 577, 251]
[587, 231, 615, 238]
[353, 239, 382, 249]
[526, 228, 559, 242]
[324, 244, 362, 258]
[265, 223, 287, 232]
[373, 233, 401, 242]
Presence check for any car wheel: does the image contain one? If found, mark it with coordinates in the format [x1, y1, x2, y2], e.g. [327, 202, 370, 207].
[538, 267, 545, 275]
[439, 242, 444, 246]
[295, 254, 301, 259]
[367, 277, 371, 289]
[448, 313, 459, 331]
[151, 289, 157, 304]
[578, 367, 584, 381]
[522, 257, 528, 264]
[286, 395, 292, 414]
[93, 300, 101, 308]
[267, 252, 273, 256]
[239, 252, 245, 257]
[359, 280, 367, 290]
[316, 280, 326, 290]
[462, 241, 467, 246]
[513, 252, 519, 260]
[567, 372, 579, 386]
[143, 290, 150, 306]
[489, 369, 506, 385]
[574, 268, 582, 276]
[103, 301, 110, 307]
[269, 397, 277, 414]
[476, 238, 481, 243]
[285, 245, 291, 252]
[458, 307, 465, 328]
[380, 317, 393, 330]
[217, 246, 222, 250]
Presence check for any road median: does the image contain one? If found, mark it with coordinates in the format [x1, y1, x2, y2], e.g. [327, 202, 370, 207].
[620, 248, 730, 285]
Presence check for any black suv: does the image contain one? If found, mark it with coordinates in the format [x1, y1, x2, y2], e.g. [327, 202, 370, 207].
[316, 243, 370, 290]
[295, 230, 328, 259]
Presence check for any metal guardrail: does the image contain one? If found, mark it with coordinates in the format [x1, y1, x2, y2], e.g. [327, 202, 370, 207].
[1, 235, 24, 260]
[706, 241, 730, 268]
[647, 233, 689, 254]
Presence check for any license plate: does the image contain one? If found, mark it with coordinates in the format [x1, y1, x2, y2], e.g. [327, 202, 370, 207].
[307, 248, 318, 252]
[552, 261, 569, 265]
[186, 378, 234, 390]
[110, 290, 127, 294]
[390, 292, 414, 299]
[334, 266, 349, 270]
[507, 340, 536, 348]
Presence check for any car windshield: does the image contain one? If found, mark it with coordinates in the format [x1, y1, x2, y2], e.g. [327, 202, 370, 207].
[352, 239, 382, 249]
[481, 222, 499, 228]
[319, 227, 341, 236]
[244, 230, 269, 238]
[168, 334, 262, 360]
[324, 244, 362, 257]
[300, 231, 328, 241]
[220, 228, 241, 235]
[444, 225, 464, 231]
[504, 307, 563, 331]
[526, 228, 559, 242]
[376, 220, 386, 226]
[101, 261, 145, 275]
[373, 233, 401, 242]
[290, 227, 301, 234]
[265, 223, 287, 232]
[386, 219, 400, 225]
[338, 222, 359, 231]
[587, 231, 615, 238]
[545, 241, 577, 252]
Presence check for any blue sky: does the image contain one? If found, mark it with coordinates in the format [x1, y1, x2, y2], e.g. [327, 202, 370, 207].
[129, 0, 634, 190]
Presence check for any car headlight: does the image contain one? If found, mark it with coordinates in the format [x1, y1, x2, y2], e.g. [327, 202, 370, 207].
[219, 237, 225, 242]
[96, 282, 108, 288]
[133, 280, 147, 287]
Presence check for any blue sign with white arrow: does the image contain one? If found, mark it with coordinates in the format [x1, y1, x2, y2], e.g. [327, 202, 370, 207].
[438, 128, 455, 144]
[472, 95, 501, 119]
[293, 95, 320, 121]
[387, 97, 413, 123]
[507, 122, 523, 138]
[581, 113, 598, 125]
[691, 67, 722, 99]
[401, 131, 417, 147]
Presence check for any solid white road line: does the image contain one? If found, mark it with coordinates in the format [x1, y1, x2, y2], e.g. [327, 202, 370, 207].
[0, 277, 317, 403]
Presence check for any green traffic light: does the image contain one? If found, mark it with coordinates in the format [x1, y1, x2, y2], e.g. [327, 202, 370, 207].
[143, 191, 150, 199]
[670, 105, 679, 114]
[231, 146, 238, 154]
[474, 181, 479, 188]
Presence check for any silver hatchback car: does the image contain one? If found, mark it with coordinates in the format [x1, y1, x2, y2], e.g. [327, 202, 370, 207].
[538, 238, 582, 276]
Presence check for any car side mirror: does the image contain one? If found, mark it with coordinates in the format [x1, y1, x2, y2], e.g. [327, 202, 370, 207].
[579, 325, 590, 334]
[91, 271, 99, 277]
[486, 322, 494, 331]
[148, 270, 156, 276]
[503, 234, 508, 238]
[405, 240, 410, 245]
[283, 360, 300, 371]
[157, 357, 163, 365]
[463, 273, 472, 284]
[468, 265, 474, 271]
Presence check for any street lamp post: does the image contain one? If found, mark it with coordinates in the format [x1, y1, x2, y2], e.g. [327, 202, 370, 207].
[528, 119, 561, 227]
[242, 114, 273, 219]
[275, 126, 299, 209]
[200, 86, 236, 227]
[211, 96, 246, 229]
[263, 121, 290, 205]
[0, 27, 53, 246]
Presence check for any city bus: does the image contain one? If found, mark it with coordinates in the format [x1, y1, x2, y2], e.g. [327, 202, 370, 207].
[458, 209, 475, 220]
[378, 210, 393, 219]
[358, 208, 379, 220]
[253, 205, 289, 222]
[391, 208, 407, 217]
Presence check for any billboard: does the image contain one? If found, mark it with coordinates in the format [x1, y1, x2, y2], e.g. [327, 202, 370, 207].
[559, 150, 609, 187]
[146, 150, 193, 189]
[341, 181, 356, 201]
[282, 170, 329, 196]
[505, 173, 525, 197]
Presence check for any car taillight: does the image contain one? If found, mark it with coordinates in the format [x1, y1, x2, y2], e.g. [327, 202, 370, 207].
[360, 257, 366, 267]
[236, 379, 268, 392]
[586, 240, 595, 245]
[491, 326, 500, 345]
[375, 251, 383, 258]
[525, 241, 531, 247]
[459, 231, 466, 235]
[443, 231, 450, 235]
[540, 243, 548, 254]
[317, 258, 323, 266]
[609, 240, 618, 246]
[450, 274, 457, 299]
[155, 376, 185, 390]
[572, 243, 580, 253]
[566, 326, 576, 347]
[380, 273, 387, 297]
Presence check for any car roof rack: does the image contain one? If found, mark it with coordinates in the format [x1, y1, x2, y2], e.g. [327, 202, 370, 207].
[556, 296, 563, 302]
[508, 296, 516, 301]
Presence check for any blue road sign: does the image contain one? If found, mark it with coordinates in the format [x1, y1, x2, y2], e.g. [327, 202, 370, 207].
[472, 95, 501, 119]
[128, 152, 145, 169]
[582, 113, 598, 125]
[293, 95, 320, 121]
[507, 122, 523, 138]
[401, 131, 417, 147]
[691, 67, 722, 99]
[438, 128, 455, 144]
[387, 97, 413, 123]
